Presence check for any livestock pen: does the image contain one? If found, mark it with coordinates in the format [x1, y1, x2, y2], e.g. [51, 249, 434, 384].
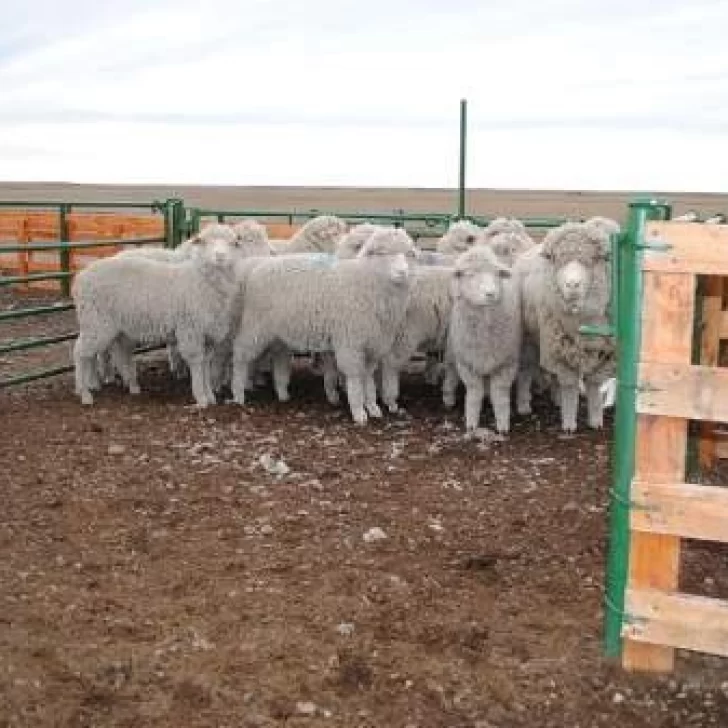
[1, 196, 727, 727]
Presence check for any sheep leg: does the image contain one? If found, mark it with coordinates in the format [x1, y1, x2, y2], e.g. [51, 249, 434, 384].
[74, 329, 115, 405]
[209, 339, 231, 394]
[113, 336, 140, 395]
[585, 378, 604, 429]
[364, 360, 382, 418]
[516, 364, 534, 415]
[321, 352, 341, 406]
[423, 352, 441, 386]
[231, 332, 268, 405]
[168, 340, 188, 379]
[557, 374, 580, 434]
[203, 346, 216, 405]
[176, 332, 209, 407]
[272, 349, 292, 402]
[490, 367, 516, 435]
[457, 363, 485, 432]
[380, 358, 401, 414]
[335, 348, 368, 425]
[442, 362, 459, 409]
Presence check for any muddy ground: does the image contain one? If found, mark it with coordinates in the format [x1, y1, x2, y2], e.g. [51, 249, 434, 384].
[2, 287, 728, 728]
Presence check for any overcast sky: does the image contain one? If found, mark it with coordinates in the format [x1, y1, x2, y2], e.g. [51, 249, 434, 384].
[2, 0, 728, 191]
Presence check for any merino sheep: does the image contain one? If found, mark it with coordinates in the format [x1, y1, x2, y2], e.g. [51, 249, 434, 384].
[269, 215, 348, 254]
[485, 230, 535, 267]
[444, 245, 521, 434]
[231, 227, 417, 424]
[230, 218, 273, 256]
[436, 220, 483, 257]
[334, 222, 382, 259]
[482, 216, 528, 243]
[515, 222, 614, 433]
[584, 215, 621, 238]
[379, 265, 455, 414]
[73, 223, 240, 407]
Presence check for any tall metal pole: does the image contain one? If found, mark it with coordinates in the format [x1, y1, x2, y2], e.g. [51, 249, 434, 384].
[458, 99, 467, 218]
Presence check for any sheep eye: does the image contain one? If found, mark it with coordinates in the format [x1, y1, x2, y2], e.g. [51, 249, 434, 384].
[465, 235, 476, 244]
[454, 270, 464, 278]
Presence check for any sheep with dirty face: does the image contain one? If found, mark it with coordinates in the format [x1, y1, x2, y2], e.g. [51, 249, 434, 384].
[444, 245, 521, 435]
[231, 227, 417, 424]
[72, 223, 240, 407]
[269, 215, 348, 254]
[515, 221, 614, 433]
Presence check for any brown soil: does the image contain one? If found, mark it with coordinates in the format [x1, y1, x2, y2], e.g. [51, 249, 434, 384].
[2, 308, 728, 727]
[2, 186, 728, 726]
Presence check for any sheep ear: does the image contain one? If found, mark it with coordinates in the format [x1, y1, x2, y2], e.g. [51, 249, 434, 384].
[540, 245, 554, 261]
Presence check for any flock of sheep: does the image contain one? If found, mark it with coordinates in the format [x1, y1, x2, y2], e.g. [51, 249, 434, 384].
[71, 211, 619, 435]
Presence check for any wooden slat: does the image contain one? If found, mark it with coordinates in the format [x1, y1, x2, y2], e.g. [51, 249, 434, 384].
[631, 481, 728, 542]
[624, 272, 694, 672]
[699, 277, 724, 467]
[624, 589, 728, 658]
[643, 221, 728, 275]
[637, 362, 728, 421]
[719, 311, 728, 340]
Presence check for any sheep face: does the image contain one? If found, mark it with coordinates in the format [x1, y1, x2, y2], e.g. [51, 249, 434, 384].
[542, 223, 610, 315]
[483, 217, 527, 243]
[439, 220, 482, 255]
[488, 231, 531, 267]
[190, 223, 238, 267]
[231, 219, 270, 255]
[452, 246, 511, 307]
[358, 228, 417, 286]
[301, 215, 349, 249]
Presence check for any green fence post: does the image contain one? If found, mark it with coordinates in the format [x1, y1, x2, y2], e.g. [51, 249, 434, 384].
[58, 203, 72, 297]
[458, 98, 467, 219]
[604, 198, 671, 659]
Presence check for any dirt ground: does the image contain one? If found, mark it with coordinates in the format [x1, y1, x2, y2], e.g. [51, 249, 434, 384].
[2, 283, 728, 727]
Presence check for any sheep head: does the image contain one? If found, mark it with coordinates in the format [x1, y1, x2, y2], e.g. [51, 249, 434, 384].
[189, 222, 238, 267]
[335, 222, 382, 259]
[487, 230, 534, 267]
[231, 219, 271, 256]
[296, 215, 349, 251]
[482, 216, 527, 243]
[584, 216, 621, 238]
[437, 220, 483, 256]
[541, 222, 610, 315]
[452, 244, 512, 307]
[358, 227, 417, 286]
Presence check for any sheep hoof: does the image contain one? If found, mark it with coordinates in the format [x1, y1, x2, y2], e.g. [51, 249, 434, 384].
[351, 410, 368, 425]
[365, 403, 383, 418]
[517, 402, 531, 416]
[384, 401, 399, 414]
[326, 393, 341, 406]
[277, 392, 291, 403]
[129, 384, 141, 395]
[80, 392, 94, 406]
[588, 419, 604, 430]
[443, 397, 456, 409]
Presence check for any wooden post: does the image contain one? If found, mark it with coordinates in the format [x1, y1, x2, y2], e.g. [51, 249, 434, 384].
[698, 277, 723, 468]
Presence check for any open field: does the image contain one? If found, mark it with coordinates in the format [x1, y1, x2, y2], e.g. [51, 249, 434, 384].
[2, 185, 728, 726]
[2, 182, 728, 222]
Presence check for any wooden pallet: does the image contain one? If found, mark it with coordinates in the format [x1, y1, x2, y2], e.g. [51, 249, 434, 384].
[622, 221, 728, 671]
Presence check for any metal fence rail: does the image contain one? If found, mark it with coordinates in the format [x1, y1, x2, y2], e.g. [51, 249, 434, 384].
[0, 199, 180, 389]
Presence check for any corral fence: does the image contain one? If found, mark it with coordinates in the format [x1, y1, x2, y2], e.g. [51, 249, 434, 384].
[0, 198, 184, 387]
[3, 195, 728, 674]
[605, 199, 728, 672]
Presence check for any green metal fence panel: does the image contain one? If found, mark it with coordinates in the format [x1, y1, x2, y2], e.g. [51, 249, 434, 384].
[603, 197, 672, 660]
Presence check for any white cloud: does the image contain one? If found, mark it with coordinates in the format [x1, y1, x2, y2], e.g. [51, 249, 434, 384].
[2, 0, 728, 191]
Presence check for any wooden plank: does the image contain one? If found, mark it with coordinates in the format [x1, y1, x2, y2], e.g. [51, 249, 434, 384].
[719, 311, 728, 340]
[716, 440, 728, 459]
[631, 481, 728, 542]
[624, 589, 728, 658]
[643, 222, 728, 275]
[637, 362, 728, 422]
[624, 271, 694, 672]
[699, 277, 724, 467]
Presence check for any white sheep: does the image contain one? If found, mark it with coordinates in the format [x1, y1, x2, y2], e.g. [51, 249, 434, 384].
[269, 215, 348, 254]
[72, 224, 240, 407]
[444, 245, 521, 435]
[514, 221, 613, 433]
[436, 220, 483, 257]
[334, 222, 383, 259]
[484, 229, 535, 267]
[482, 216, 528, 243]
[231, 228, 417, 424]
[379, 265, 455, 414]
